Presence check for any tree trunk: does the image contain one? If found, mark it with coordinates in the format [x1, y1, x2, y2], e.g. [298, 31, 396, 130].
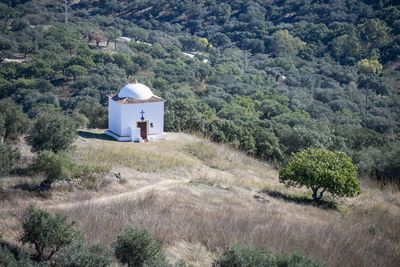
[312, 188, 319, 201]
[312, 187, 326, 202]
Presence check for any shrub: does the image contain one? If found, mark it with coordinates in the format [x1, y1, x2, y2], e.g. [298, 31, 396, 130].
[213, 244, 326, 267]
[0, 142, 20, 177]
[279, 148, 360, 201]
[26, 112, 78, 153]
[29, 151, 74, 183]
[0, 245, 36, 267]
[56, 239, 113, 267]
[114, 226, 167, 267]
[0, 98, 30, 139]
[21, 204, 79, 261]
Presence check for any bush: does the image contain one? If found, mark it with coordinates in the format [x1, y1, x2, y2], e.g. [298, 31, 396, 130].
[26, 112, 78, 153]
[56, 239, 113, 267]
[114, 226, 167, 267]
[29, 150, 74, 183]
[0, 98, 30, 139]
[0, 245, 36, 267]
[355, 144, 400, 184]
[279, 148, 360, 201]
[21, 204, 78, 261]
[213, 244, 326, 267]
[0, 142, 20, 177]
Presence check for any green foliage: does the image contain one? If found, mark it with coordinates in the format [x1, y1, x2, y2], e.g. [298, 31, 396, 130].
[0, 142, 20, 177]
[213, 244, 326, 267]
[0, 98, 30, 139]
[18, 42, 36, 58]
[358, 19, 390, 54]
[26, 112, 78, 153]
[29, 150, 74, 183]
[0, 113, 4, 137]
[280, 148, 360, 201]
[65, 65, 88, 81]
[356, 59, 383, 75]
[355, 144, 400, 184]
[330, 34, 361, 63]
[56, 239, 113, 267]
[0, 245, 37, 267]
[114, 226, 167, 267]
[271, 30, 302, 56]
[21, 204, 78, 261]
[0, 0, 399, 186]
[75, 99, 108, 129]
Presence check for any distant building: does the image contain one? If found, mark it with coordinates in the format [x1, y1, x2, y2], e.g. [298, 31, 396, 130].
[105, 81, 167, 142]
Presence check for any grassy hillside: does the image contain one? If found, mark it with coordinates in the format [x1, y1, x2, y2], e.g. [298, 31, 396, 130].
[1, 132, 399, 266]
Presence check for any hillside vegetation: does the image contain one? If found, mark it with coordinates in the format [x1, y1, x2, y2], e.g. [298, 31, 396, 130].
[0, 0, 399, 182]
[0, 0, 400, 265]
[0, 132, 399, 266]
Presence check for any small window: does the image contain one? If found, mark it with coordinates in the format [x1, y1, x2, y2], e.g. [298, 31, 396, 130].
[150, 123, 154, 128]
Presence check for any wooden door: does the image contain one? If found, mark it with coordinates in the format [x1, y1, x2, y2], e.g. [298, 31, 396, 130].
[137, 122, 147, 138]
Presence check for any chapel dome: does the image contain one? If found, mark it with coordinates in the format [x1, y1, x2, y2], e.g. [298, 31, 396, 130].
[118, 82, 153, 100]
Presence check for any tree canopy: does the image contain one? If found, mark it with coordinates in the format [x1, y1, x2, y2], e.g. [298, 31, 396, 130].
[279, 148, 361, 201]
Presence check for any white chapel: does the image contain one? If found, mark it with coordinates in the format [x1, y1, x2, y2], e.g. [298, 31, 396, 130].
[104, 81, 168, 142]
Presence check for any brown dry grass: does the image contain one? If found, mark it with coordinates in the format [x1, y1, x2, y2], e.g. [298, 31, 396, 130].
[0, 131, 399, 266]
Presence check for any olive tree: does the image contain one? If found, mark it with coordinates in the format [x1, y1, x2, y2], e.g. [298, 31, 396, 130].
[0, 142, 20, 177]
[26, 112, 78, 153]
[21, 204, 78, 261]
[56, 239, 113, 267]
[279, 148, 360, 201]
[114, 226, 167, 267]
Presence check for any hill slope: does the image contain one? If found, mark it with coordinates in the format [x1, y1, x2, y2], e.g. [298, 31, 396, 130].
[1, 131, 399, 266]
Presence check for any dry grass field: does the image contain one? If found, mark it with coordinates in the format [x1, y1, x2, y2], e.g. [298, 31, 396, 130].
[0, 130, 399, 266]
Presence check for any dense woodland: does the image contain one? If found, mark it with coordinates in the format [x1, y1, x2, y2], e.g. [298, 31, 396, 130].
[0, 0, 399, 183]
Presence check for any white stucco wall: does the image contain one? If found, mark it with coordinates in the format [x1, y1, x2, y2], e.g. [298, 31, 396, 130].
[108, 98, 122, 135]
[120, 101, 164, 137]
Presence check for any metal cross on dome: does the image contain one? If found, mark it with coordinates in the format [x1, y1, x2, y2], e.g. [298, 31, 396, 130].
[140, 110, 145, 121]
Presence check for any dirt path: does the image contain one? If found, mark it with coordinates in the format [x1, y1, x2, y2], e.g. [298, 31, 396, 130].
[43, 179, 179, 211]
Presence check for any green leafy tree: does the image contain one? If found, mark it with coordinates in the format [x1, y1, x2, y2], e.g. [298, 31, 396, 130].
[29, 58, 55, 79]
[0, 98, 30, 139]
[63, 36, 80, 56]
[114, 226, 167, 267]
[65, 65, 88, 82]
[214, 243, 326, 267]
[132, 52, 152, 71]
[124, 25, 148, 42]
[356, 59, 383, 75]
[21, 204, 78, 261]
[112, 52, 131, 69]
[271, 30, 302, 57]
[0, 245, 37, 267]
[0, 142, 20, 177]
[29, 150, 74, 183]
[18, 42, 36, 58]
[330, 34, 361, 62]
[56, 238, 113, 267]
[75, 99, 108, 128]
[124, 61, 139, 78]
[26, 112, 78, 153]
[279, 148, 360, 201]
[67, 55, 95, 69]
[358, 18, 390, 54]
